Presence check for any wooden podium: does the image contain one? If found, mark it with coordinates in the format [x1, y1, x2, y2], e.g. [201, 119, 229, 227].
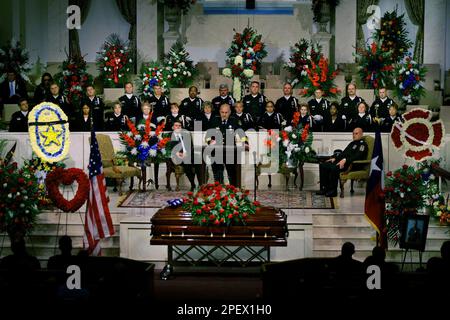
[150, 206, 287, 275]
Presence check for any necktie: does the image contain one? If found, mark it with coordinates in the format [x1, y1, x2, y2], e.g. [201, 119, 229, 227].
[10, 82, 15, 97]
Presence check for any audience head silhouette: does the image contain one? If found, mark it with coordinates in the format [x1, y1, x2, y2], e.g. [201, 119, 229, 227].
[11, 238, 27, 255]
[341, 242, 355, 258]
[59, 235, 73, 256]
[441, 240, 450, 261]
[372, 246, 386, 263]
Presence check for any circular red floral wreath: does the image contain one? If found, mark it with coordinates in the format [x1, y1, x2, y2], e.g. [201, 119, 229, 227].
[46, 167, 90, 212]
[391, 108, 445, 161]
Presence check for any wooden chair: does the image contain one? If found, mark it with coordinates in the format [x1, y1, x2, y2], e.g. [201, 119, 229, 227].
[339, 135, 375, 198]
[94, 134, 141, 195]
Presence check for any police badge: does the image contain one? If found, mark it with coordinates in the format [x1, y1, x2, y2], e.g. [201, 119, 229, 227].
[28, 102, 70, 163]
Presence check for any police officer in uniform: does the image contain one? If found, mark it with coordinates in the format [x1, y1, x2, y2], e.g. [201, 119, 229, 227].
[381, 104, 401, 133]
[340, 83, 363, 129]
[9, 98, 29, 132]
[208, 103, 247, 186]
[243, 81, 267, 123]
[275, 82, 298, 125]
[148, 84, 170, 119]
[349, 101, 372, 132]
[308, 87, 330, 131]
[232, 101, 254, 131]
[317, 127, 368, 197]
[81, 85, 105, 131]
[258, 101, 285, 130]
[180, 86, 203, 120]
[370, 87, 393, 130]
[105, 102, 127, 131]
[46, 82, 71, 117]
[119, 82, 141, 121]
[196, 101, 216, 131]
[211, 84, 235, 116]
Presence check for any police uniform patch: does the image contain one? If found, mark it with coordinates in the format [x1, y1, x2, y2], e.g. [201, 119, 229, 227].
[360, 145, 365, 151]
[352, 145, 357, 149]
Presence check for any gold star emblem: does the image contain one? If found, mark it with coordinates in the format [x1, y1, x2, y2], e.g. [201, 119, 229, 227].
[40, 125, 62, 146]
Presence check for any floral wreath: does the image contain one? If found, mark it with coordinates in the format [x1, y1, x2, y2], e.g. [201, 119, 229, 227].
[391, 108, 444, 161]
[46, 168, 90, 213]
[28, 102, 70, 163]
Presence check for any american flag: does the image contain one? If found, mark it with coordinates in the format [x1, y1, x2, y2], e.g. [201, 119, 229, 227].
[83, 131, 115, 255]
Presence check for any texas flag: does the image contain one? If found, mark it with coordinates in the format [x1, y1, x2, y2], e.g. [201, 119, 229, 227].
[364, 130, 387, 249]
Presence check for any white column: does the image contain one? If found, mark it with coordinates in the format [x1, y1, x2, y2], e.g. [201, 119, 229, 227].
[46, 0, 69, 63]
[136, 0, 159, 65]
[334, 0, 356, 63]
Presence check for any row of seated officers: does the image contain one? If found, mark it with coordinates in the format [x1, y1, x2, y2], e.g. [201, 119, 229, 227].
[7, 79, 401, 133]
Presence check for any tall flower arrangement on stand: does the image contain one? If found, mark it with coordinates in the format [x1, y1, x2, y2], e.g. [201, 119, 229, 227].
[284, 39, 322, 88]
[355, 41, 394, 89]
[374, 8, 412, 63]
[54, 55, 93, 109]
[96, 34, 133, 88]
[301, 54, 340, 98]
[164, 41, 198, 88]
[225, 27, 267, 73]
[0, 39, 31, 82]
[139, 62, 168, 97]
[393, 56, 427, 104]
[222, 55, 254, 100]
[119, 117, 170, 165]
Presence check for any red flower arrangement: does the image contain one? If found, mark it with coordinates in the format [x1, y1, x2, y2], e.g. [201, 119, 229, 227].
[0, 162, 40, 236]
[46, 168, 90, 213]
[225, 27, 267, 73]
[355, 41, 394, 89]
[182, 182, 259, 226]
[391, 108, 444, 161]
[301, 55, 340, 98]
[54, 54, 93, 108]
[97, 34, 133, 87]
[119, 116, 169, 164]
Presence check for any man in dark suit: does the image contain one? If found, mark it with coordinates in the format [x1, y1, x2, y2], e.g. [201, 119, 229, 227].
[148, 84, 170, 119]
[207, 103, 247, 186]
[317, 127, 368, 197]
[340, 83, 364, 128]
[0, 70, 28, 105]
[9, 98, 29, 132]
[180, 86, 203, 120]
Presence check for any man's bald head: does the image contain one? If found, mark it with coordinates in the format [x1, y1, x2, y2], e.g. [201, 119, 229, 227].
[352, 127, 364, 141]
[220, 103, 231, 120]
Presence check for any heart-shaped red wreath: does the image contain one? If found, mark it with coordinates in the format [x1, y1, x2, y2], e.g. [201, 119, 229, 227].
[46, 167, 90, 212]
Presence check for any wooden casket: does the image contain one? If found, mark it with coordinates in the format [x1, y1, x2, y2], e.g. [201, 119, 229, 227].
[150, 206, 288, 247]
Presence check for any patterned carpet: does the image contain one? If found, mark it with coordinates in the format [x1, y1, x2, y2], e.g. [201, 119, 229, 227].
[118, 189, 334, 209]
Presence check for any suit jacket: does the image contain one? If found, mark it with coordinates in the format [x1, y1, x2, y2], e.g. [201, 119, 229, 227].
[275, 95, 298, 124]
[0, 79, 28, 104]
[119, 94, 141, 119]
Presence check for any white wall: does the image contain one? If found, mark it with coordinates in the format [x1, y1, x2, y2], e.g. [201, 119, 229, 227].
[136, 0, 159, 65]
[25, 0, 48, 65]
[183, 3, 313, 67]
[47, 0, 69, 62]
[79, 0, 130, 62]
[424, 0, 446, 84]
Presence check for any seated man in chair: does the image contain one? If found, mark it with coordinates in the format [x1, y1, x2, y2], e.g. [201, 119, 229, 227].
[317, 127, 368, 197]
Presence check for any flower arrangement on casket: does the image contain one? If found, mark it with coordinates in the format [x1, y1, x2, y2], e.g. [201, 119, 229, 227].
[393, 56, 427, 104]
[139, 61, 168, 97]
[164, 41, 198, 88]
[23, 156, 66, 208]
[301, 54, 340, 98]
[382, 164, 427, 244]
[265, 112, 316, 170]
[182, 182, 260, 226]
[355, 41, 394, 89]
[54, 54, 93, 108]
[97, 34, 133, 87]
[0, 161, 40, 236]
[119, 117, 171, 165]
